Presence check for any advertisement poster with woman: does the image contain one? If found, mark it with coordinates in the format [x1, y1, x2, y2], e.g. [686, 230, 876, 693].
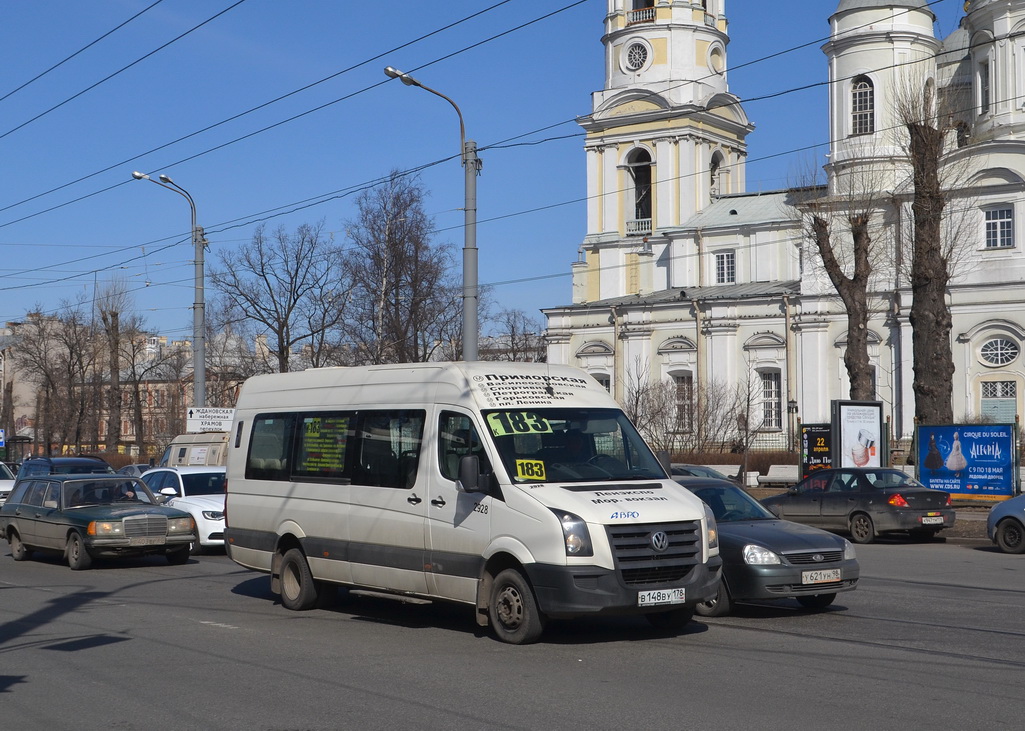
[916, 424, 1018, 499]
[831, 401, 884, 469]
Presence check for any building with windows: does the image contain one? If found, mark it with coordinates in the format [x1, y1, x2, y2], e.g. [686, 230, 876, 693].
[544, 0, 1025, 449]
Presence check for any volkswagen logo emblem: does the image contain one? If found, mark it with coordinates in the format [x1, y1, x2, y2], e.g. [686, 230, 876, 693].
[812, 553, 824, 562]
[650, 531, 670, 552]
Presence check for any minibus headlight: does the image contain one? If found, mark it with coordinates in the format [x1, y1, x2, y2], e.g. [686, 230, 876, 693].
[703, 503, 719, 551]
[551, 509, 593, 557]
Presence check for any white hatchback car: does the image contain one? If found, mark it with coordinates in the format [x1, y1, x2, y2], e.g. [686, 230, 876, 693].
[140, 466, 226, 553]
[0, 462, 15, 505]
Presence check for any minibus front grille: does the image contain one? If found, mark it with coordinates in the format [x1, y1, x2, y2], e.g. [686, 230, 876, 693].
[607, 521, 701, 585]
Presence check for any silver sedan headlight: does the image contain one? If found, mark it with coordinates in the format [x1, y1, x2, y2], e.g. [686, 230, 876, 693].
[843, 539, 857, 560]
[743, 544, 781, 565]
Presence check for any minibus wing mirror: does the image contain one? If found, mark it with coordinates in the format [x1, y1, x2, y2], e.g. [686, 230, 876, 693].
[655, 449, 671, 475]
[458, 455, 482, 493]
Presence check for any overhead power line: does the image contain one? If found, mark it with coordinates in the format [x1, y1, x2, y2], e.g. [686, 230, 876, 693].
[0, 0, 250, 143]
[0, 0, 166, 105]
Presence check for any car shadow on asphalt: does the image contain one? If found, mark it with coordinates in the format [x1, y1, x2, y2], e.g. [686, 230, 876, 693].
[228, 575, 712, 644]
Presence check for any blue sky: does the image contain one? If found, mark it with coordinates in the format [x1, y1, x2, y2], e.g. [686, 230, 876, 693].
[0, 0, 968, 341]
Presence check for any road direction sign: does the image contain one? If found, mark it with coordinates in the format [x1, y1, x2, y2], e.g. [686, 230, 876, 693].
[186, 407, 235, 433]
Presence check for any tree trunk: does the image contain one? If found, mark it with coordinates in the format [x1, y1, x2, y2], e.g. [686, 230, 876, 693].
[907, 122, 954, 424]
[811, 215, 874, 401]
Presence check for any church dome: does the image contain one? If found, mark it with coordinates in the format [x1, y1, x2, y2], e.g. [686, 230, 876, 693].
[834, 0, 933, 14]
[938, 24, 970, 63]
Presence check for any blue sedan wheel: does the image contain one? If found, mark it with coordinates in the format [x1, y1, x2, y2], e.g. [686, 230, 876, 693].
[996, 519, 1025, 554]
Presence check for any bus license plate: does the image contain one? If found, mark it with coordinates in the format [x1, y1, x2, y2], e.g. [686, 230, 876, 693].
[802, 569, 840, 585]
[637, 588, 686, 607]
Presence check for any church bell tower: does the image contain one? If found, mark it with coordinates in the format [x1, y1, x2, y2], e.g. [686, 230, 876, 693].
[573, 0, 753, 304]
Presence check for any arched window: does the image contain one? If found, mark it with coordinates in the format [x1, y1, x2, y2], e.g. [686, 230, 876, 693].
[851, 76, 874, 135]
[710, 152, 723, 198]
[626, 149, 652, 234]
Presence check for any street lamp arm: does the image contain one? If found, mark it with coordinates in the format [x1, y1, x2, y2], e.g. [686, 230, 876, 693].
[381, 67, 479, 361]
[132, 171, 195, 222]
[383, 67, 465, 156]
[131, 170, 207, 407]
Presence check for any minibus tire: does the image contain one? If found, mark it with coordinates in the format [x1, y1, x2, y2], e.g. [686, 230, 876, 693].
[280, 548, 319, 610]
[488, 568, 545, 645]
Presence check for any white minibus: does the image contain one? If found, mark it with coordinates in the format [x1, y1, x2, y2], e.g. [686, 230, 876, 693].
[224, 362, 721, 644]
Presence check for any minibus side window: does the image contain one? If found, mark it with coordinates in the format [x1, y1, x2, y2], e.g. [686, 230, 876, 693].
[246, 414, 295, 481]
[352, 410, 426, 489]
[438, 412, 492, 481]
[294, 413, 354, 481]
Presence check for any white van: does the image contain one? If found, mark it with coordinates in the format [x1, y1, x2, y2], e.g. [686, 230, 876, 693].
[159, 432, 229, 468]
[224, 362, 721, 644]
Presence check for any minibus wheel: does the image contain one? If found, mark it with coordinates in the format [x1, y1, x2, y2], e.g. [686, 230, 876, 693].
[280, 548, 319, 610]
[488, 568, 545, 644]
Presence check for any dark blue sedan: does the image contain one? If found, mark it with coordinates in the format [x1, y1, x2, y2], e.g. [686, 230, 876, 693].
[675, 477, 859, 617]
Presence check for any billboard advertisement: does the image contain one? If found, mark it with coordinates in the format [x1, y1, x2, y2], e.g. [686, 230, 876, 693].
[800, 423, 832, 479]
[916, 424, 1018, 500]
[831, 401, 885, 469]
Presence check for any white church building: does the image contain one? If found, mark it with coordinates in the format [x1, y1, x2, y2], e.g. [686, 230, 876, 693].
[543, 0, 1025, 450]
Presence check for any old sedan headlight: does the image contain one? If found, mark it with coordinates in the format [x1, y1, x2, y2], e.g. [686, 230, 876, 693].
[743, 544, 781, 565]
[88, 521, 124, 536]
[167, 517, 195, 535]
[202, 510, 225, 521]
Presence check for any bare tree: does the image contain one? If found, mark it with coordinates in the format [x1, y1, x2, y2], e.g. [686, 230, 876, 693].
[211, 221, 346, 373]
[693, 379, 741, 453]
[13, 301, 99, 455]
[621, 366, 681, 455]
[798, 184, 883, 402]
[480, 309, 546, 362]
[730, 367, 767, 482]
[894, 75, 959, 424]
[96, 280, 132, 450]
[342, 171, 460, 364]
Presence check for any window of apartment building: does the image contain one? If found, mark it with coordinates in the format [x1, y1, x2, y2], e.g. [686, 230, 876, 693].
[715, 251, 736, 284]
[592, 373, 611, 392]
[984, 206, 1014, 249]
[760, 371, 782, 430]
[673, 373, 694, 432]
[981, 380, 1017, 422]
[851, 76, 875, 135]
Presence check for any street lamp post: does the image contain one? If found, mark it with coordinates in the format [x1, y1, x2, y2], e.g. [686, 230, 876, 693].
[131, 171, 207, 408]
[384, 66, 480, 361]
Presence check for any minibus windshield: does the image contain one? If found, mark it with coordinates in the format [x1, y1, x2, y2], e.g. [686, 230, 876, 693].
[482, 408, 666, 483]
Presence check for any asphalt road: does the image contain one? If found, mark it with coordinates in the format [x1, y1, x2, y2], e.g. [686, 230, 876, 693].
[1, 539, 1021, 730]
